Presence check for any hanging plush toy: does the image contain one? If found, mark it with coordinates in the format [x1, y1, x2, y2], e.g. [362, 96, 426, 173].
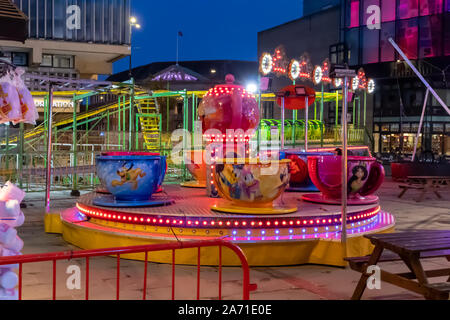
[0, 73, 22, 124]
[12, 68, 38, 125]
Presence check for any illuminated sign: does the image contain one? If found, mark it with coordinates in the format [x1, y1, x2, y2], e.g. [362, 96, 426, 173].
[34, 97, 77, 112]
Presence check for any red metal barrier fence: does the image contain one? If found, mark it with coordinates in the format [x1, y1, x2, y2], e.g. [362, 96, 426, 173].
[0, 239, 257, 300]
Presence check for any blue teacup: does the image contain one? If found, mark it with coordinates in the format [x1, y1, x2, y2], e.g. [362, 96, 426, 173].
[95, 154, 166, 201]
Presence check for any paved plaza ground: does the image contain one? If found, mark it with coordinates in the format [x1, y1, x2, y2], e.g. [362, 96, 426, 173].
[16, 175, 450, 300]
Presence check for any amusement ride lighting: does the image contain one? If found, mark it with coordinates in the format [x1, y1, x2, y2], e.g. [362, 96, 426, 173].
[352, 77, 359, 91]
[259, 53, 273, 75]
[75, 203, 381, 230]
[367, 79, 375, 94]
[289, 59, 300, 80]
[313, 66, 323, 84]
[333, 78, 342, 88]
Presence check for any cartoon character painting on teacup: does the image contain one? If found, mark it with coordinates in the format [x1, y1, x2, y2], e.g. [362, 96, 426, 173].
[347, 163, 368, 196]
[216, 163, 243, 199]
[239, 168, 262, 201]
[111, 162, 146, 190]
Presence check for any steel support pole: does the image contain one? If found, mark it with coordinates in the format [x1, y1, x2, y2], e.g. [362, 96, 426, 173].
[45, 84, 54, 213]
[123, 95, 126, 150]
[18, 122, 24, 189]
[129, 78, 135, 151]
[305, 96, 309, 151]
[335, 91, 339, 126]
[71, 96, 80, 197]
[341, 77, 349, 247]
[412, 89, 429, 162]
[320, 83, 324, 123]
[118, 96, 121, 148]
[281, 97, 285, 150]
[389, 38, 450, 116]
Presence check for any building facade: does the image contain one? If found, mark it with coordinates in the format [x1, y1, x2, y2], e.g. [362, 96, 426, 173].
[257, 0, 450, 156]
[342, 0, 450, 156]
[1, 0, 131, 92]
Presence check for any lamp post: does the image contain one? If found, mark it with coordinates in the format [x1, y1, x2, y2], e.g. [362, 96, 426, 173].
[129, 17, 141, 79]
[129, 17, 140, 150]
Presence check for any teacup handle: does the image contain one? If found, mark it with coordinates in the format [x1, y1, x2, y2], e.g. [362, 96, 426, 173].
[359, 160, 385, 196]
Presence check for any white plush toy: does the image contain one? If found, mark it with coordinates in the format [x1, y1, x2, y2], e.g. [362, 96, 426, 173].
[0, 182, 25, 300]
[0, 182, 25, 203]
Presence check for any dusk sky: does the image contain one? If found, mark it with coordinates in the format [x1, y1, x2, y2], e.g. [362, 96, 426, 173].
[113, 0, 303, 73]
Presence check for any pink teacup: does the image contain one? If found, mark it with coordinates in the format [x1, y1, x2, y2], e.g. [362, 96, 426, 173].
[306, 155, 385, 203]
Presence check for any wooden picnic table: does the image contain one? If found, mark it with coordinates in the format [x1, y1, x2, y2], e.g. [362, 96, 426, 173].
[397, 175, 450, 202]
[346, 230, 450, 300]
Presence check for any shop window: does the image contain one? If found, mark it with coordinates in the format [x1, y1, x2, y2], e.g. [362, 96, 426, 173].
[345, 28, 360, 65]
[402, 123, 411, 132]
[420, 0, 443, 15]
[41, 54, 74, 69]
[380, 22, 395, 61]
[391, 123, 400, 132]
[0, 52, 28, 66]
[12, 53, 28, 66]
[362, 28, 380, 63]
[381, 124, 389, 131]
[398, 0, 419, 19]
[41, 54, 53, 67]
[382, 0, 396, 21]
[419, 16, 442, 57]
[433, 123, 444, 132]
[396, 19, 419, 59]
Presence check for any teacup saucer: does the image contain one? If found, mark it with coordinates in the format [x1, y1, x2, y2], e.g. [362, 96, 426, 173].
[211, 202, 298, 215]
[180, 180, 206, 188]
[93, 195, 174, 208]
[301, 193, 379, 205]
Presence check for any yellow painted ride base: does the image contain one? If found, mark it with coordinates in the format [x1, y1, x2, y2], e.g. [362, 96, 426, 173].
[211, 203, 298, 215]
[44, 212, 63, 234]
[180, 180, 206, 188]
[57, 208, 395, 267]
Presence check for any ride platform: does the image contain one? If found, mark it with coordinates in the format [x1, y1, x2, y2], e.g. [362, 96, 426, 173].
[57, 185, 395, 267]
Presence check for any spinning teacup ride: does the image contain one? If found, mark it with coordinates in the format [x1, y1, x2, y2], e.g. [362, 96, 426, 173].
[58, 75, 394, 267]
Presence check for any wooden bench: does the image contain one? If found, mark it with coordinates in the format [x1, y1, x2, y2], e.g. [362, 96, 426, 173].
[345, 231, 450, 300]
[397, 176, 450, 202]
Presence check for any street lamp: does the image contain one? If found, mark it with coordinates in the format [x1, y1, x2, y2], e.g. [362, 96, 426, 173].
[129, 16, 140, 79]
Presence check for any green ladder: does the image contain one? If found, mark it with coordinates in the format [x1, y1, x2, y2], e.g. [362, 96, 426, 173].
[136, 98, 162, 151]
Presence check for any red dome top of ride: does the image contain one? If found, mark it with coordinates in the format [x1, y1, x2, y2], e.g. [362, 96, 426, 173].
[276, 85, 316, 110]
[198, 74, 260, 134]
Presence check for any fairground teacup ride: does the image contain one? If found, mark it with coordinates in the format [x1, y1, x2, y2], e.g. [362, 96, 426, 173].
[93, 153, 173, 207]
[281, 150, 334, 192]
[181, 149, 207, 188]
[301, 154, 385, 205]
[210, 157, 297, 214]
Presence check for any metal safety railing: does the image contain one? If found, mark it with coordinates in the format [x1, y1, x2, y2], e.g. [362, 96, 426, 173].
[0, 239, 257, 300]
